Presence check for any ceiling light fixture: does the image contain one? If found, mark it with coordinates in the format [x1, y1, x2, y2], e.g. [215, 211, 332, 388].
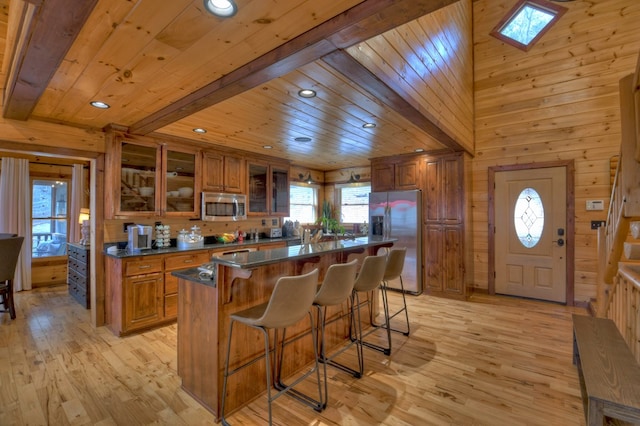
[90, 101, 110, 109]
[298, 89, 316, 98]
[263, 145, 273, 149]
[193, 128, 207, 134]
[347, 171, 361, 183]
[298, 172, 314, 184]
[294, 137, 312, 143]
[203, 0, 237, 18]
[362, 122, 376, 129]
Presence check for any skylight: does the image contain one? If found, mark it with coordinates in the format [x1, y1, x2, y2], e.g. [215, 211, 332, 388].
[490, 0, 567, 51]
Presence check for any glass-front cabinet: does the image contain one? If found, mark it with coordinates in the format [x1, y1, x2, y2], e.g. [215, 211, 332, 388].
[247, 161, 289, 216]
[107, 134, 200, 219]
[163, 148, 198, 217]
[119, 141, 160, 215]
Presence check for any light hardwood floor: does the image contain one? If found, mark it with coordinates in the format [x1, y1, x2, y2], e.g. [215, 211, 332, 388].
[0, 285, 587, 425]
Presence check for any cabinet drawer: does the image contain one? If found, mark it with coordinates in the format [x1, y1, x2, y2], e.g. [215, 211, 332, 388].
[68, 246, 88, 262]
[69, 259, 88, 277]
[164, 272, 178, 295]
[124, 258, 163, 276]
[164, 251, 209, 271]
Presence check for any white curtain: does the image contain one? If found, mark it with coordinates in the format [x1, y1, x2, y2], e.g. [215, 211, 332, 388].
[0, 158, 32, 291]
[69, 164, 83, 243]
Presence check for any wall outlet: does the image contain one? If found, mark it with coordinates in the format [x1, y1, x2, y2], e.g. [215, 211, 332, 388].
[591, 220, 606, 230]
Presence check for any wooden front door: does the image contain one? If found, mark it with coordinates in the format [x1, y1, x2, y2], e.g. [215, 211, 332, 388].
[494, 166, 567, 303]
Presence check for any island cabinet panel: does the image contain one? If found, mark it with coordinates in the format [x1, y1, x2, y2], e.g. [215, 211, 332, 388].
[175, 238, 390, 421]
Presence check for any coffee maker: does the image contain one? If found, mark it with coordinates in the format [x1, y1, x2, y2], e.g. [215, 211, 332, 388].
[128, 224, 153, 251]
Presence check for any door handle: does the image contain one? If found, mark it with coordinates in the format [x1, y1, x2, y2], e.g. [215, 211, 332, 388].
[552, 238, 565, 247]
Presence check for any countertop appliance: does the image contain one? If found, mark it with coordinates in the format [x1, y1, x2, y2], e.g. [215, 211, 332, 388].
[270, 227, 282, 238]
[128, 224, 153, 251]
[369, 190, 422, 295]
[202, 192, 247, 221]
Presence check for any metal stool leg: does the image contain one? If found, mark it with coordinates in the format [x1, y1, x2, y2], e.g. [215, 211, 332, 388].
[273, 311, 324, 412]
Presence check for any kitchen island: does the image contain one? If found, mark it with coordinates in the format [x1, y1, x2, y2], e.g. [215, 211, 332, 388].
[172, 237, 395, 420]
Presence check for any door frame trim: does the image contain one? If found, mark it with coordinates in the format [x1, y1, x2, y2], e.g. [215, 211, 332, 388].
[488, 160, 575, 305]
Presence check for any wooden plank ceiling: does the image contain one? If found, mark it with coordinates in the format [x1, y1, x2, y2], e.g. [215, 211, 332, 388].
[1, 0, 465, 170]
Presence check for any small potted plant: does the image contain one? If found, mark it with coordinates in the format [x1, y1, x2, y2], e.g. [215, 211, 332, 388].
[318, 201, 345, 237]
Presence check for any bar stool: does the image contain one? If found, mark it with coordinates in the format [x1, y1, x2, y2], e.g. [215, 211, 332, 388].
[355, 248, 410, 357]
[381, 247, 410, 339]
[350, 254, 388, 365]
[312, 259, 359, 407]
[220, 268, 322, 426]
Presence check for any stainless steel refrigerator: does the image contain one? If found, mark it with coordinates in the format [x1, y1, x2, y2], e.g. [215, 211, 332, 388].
[369, 190, 422, 295]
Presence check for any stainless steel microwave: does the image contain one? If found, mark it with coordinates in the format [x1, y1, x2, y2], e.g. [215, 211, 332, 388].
[201, 192, 247, 221]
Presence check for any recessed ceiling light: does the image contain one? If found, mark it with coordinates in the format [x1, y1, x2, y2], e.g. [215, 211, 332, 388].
[263, 145, 273, 149]
[203, 0, 237, 18]
[298, 89, 316, 98]
[193, 128, 207, 134]
[414, 148, 425, 152]
[294, 137, 312, 143]
[362, 123, 376, 128]
[90, 101, 110, 109]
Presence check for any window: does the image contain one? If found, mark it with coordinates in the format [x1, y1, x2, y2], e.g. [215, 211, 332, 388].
[514, 187, 544, 248]
[338, 183, 371, 224]
[287, 184, 318, 224]
[490, 0, 567, 52]
[32, 179, 69, 257]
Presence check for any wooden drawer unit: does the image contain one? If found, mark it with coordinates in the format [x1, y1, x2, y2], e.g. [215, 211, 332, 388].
[164, 251, 209, 319]
[67, 244, 90, 308]
[106, 254, 168, 336]
[124, 258, 163, 276]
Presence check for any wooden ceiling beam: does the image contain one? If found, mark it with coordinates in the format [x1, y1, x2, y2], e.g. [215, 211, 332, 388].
[129, 0, 459, 135]
[321, 49, 464, 152]
[3, 0, 99, 120]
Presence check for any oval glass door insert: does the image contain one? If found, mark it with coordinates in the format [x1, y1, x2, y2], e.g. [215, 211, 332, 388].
[514, 187, 544, 248]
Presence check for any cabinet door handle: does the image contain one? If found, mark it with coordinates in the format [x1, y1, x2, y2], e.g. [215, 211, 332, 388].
[138, 265, 151, 269]
[184, 259, 194, 263]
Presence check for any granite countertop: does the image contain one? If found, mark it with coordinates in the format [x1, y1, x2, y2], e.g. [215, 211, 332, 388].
[207, 236, 395, 269]
[170, 236, 396, 287]
[103, 236, 301, 258]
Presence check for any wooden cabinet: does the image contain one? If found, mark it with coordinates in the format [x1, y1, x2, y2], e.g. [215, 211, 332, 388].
[423, 152, 466, 298]
[67, 243, 90, 308]
[124, 271, 164, 332]
[164, 251, 210, 319]
[106, 250, 211, 335]
[202, 151, 244, 193]
[105, 133, 200, 219]
[424, 154, 463, 224]
[164, 147, 200, 217]
[247, 161, 289, 216]
[371, 157, 419, 191]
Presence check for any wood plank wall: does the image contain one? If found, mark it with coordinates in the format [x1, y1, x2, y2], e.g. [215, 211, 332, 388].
[347, 0, 474, 153]
[472, 0, 640, 302]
